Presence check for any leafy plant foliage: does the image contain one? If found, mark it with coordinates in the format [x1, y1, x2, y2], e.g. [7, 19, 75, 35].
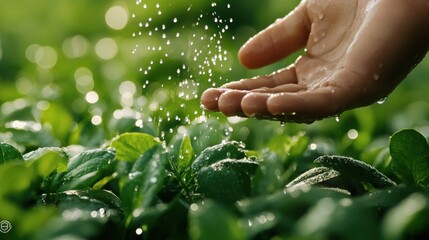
[1, 128, 429, 239]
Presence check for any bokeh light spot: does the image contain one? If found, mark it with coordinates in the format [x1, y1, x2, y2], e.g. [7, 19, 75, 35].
[95, 38, 118, 60]
[105, 5, 129, 30]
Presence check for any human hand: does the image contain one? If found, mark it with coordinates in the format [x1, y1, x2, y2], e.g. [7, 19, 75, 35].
[201, 0, 429, 123]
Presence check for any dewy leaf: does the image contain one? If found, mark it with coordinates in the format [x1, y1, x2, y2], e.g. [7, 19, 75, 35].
[55, 148, 116, 191]
[41, 189, 124, 226]
[66, 148, 116, 178]
[0, 142, 24, 164]
[286, 167, 341, 189]
[196, 158, 259, 203]
[24, 147, 69, 176]
[191, 141, 246, 172]
[178, 135, 194, 173]
[111, 132, 160, 161]
[120, 145, 167, 216]
[315, 155, 396, 188]
[390, 129, 429, 185]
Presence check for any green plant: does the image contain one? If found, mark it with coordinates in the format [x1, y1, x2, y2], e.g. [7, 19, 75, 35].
[0, 129, 429, 239]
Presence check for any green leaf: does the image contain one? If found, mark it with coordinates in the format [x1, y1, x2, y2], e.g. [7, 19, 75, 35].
[286, 167, 341, 189]
[267, 131, 309, 160]
[390, 129, 429, 185]
[196, 158, 259, 203]
[178, 135, 194, 173]
[239, 211, 279, 238]
[120, 145, 167, 217]
[382, 193, 429, 240]
[40, 102, 74, 143]
[191, 141, 246, 172]
[24, 147, 68, 177]
[0, 162, 34, 196]
[111, 132, 160, 161]
[51, 148, 116, 191]
[5, 120, 57, 147]
[295, 197, 379, 240]
[189, 200, 246, 240]
[315, 155, 396, 188]
[39, 190, 123, 240]
[41, 189, 123, 215]
[0, 142, 23, 164]
[252, 150, 286, 195]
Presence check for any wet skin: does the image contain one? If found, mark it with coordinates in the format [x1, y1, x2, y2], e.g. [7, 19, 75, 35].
[201, 0, 429, 123]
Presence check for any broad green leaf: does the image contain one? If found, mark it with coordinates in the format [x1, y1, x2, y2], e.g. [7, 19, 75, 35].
[238, 187, 349, 216]
[252, 150, 286, 195]
[0, 162, 34, 196]
[24, 147, 68, 177]
[38, 190, 123, 240]
[40, 102, 74, 143]
[382, 193, 429, 240]
[196, 158, 259, 203]
[50, 148, 116, 191]
[18, 206, 57, 239]
[41, 189, 123, 215]
[286, 167, 341, 189]
[390, 129, 429, 185]
[178, 135, 194, 173]
[315, 155, 396, 188]
[191, 141, 246, 172]
[239, 211, 279, 238]
[189, 200, 246, 240]
[5, 120, 57, 147]
[295, 197, 379, 240]
[66, 148, 115, 177]
[111, 132, 160, 161]
[120, 145, 167, 217]
[267, 131, 309, 159]
[0, 142, 23, 164]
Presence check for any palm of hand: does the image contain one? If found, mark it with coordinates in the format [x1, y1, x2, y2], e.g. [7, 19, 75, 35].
[201, 0, 429, 123]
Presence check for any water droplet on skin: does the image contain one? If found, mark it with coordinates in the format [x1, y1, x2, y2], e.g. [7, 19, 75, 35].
[377, 97, 387, 105]
[313, 36, 320, 43]
[335, 115, 340, 122]
[373, 74, 380, 80]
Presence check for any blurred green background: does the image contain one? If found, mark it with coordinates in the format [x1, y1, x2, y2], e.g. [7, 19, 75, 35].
[1, 0, 429, 158]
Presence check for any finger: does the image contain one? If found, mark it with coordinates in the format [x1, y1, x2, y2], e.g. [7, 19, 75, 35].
[240, 93, 270, 117]
[240, 83, 307, 117]
[266, 86, 348, 119]
[222, 66, 299, 90]
[239, 2, 310, 69]
[200, 88, 227, 111]
[218, 90, 249, 116]
[252, 84, 306, 93]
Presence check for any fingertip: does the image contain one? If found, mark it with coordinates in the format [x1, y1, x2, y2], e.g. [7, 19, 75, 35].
[241, 93, 270, 117]
[238, 42, 260, 69]
[266, 93, 303, 115]
[217, 90, 248, 116]
[200, 88, 225, 111]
